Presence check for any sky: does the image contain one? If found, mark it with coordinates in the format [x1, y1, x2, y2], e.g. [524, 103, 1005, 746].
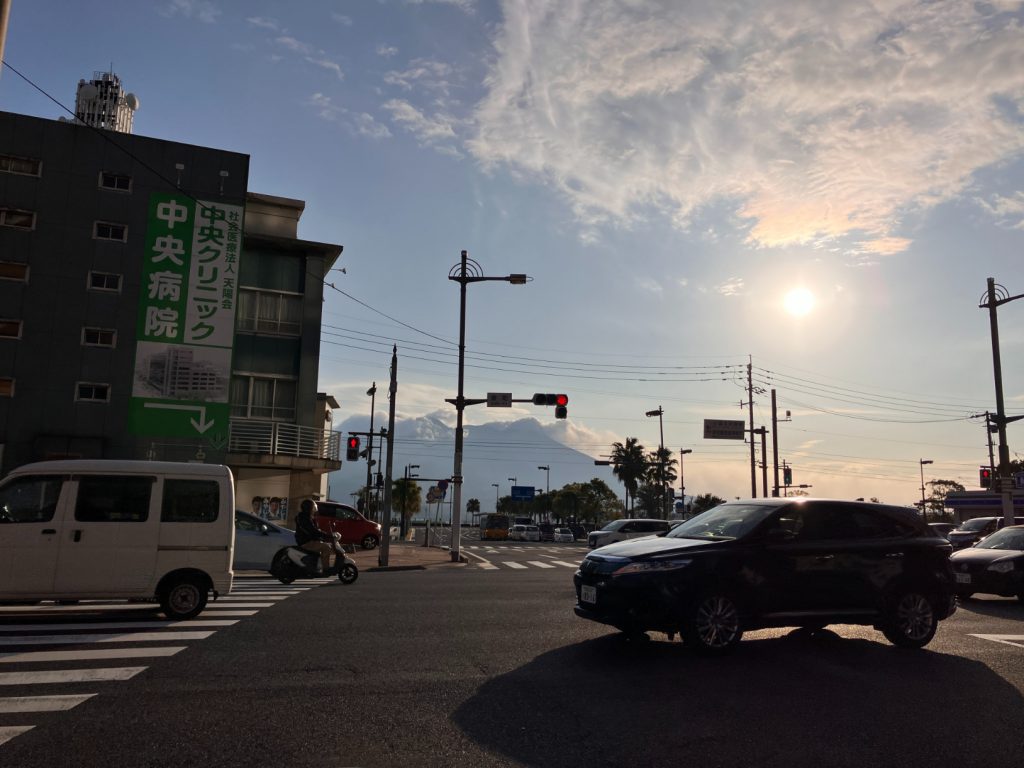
[4, 0, 1024, 509]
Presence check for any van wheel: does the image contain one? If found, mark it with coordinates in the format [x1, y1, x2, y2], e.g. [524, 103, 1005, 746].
[682, 592, 743, 654]
[159, 577, 208, 620]
[361, 534, 379, 550]
[881, 591, 937, 648]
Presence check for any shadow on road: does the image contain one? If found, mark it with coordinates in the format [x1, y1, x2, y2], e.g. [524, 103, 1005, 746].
[452, 629, 1023, 768]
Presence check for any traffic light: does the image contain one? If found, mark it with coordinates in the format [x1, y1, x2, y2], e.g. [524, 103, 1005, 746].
[346, 436, 360, 462]
[783, 466, 793, 486]
[532, 393, 569, 418]
[980, 466, 992, 488]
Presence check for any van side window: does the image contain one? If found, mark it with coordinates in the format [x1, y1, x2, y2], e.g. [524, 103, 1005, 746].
[162, 479, 220, 522]
[75, 475, 152, 522]
[0, 475, 64, 523]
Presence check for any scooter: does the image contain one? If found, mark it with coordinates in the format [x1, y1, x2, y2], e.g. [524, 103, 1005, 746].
[271, 532, 359, 585]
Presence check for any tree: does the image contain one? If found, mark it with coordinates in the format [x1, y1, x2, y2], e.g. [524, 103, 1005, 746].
[391, 477, 421, 531]
[634, 483, 665, 517]
[690, 493, 726, 516]
[553, 478, 621, 525]
[610, 437, 646, 516]
[466, 498, 480, 516]
[924, 479, 965, 521]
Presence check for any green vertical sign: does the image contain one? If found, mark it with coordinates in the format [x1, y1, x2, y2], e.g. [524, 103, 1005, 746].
[129, 194, 244, 441]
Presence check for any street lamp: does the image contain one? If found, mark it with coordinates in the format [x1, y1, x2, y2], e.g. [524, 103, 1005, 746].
[679, 449, 692, 516]
[645, 406, 667, 517]
[919, 459, 933, 522]
[447, 250, 531, 562]
[365, 382, 377, 518]
[537, 465, 550, 522]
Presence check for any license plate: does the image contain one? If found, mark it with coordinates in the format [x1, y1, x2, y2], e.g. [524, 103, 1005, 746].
[955, 573, 971, 584]
[581, 585, 597, 604]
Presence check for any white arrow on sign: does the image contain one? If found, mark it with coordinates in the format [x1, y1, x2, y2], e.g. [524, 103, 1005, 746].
[143, 402, 216, 434]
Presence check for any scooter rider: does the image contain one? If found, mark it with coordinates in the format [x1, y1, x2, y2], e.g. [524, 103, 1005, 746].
[294, 499, 332, 574]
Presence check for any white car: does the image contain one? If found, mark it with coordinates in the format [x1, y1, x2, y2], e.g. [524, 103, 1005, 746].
[234, 510, 294, 570]
[509, 524, 527, 541]
[553, 527, 574, 543]
[523, 525, 541, 542]
[588, 518, 671, 549]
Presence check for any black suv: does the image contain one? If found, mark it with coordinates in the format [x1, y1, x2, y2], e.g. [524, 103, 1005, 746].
[574, 498, 955, 653]
[947, 516, 1024, 550]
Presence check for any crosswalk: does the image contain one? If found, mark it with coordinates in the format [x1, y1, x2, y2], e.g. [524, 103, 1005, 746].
[0, 576, 329, 749]
[462, 545, 584, 571]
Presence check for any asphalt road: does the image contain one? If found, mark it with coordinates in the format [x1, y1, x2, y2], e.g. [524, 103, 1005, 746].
[2, 553, 1023, 768]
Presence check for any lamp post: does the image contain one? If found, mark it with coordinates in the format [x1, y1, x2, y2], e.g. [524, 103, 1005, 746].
[919, 459, 933, 522]
[679, 449, 692, 517]
[492, 483, 500, 512]
[447, 250, 530, 563]
[364, 382, 376, 519]
[645, 406, 666, 517]
[537, 465, 550, 521]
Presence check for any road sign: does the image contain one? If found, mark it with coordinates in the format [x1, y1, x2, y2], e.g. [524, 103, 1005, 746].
[703, 419, 746, 440]
[487, 392, 512, 407]
[510, 485, 536, 500]
[427, 486, 442, 503]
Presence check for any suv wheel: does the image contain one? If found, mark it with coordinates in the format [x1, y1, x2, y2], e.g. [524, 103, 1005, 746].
[881, 591, 937, 648]
[360, 534, 379, 550]
[683, 593, 743, 654]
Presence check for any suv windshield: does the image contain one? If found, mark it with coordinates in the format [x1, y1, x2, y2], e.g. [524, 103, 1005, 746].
[958, 518, 995, 532]
[975, 528, 1024, 550]
[666, 503, 780, 541]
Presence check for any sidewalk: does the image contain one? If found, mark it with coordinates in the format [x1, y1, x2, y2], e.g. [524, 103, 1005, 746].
[348, 541, 465, 572]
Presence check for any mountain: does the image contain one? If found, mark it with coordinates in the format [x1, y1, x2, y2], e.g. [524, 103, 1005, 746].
[325, 414, 619, 519]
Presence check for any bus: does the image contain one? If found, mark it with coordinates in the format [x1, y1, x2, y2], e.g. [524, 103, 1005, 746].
[480, 514, 510, 541]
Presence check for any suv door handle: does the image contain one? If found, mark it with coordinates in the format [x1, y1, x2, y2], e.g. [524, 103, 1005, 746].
[885, 552, 903, 558]
[41, 529, 56, 535]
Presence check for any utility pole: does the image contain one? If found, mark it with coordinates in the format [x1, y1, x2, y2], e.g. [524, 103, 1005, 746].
[980, 278, 1024, 525]
[0, 0, 10, 80]
[379, 346, 397, 568]
[746, 359, 756, 497]
[771, 390, 780, 497]
[645, 406, 667, 516]
[754, 427, 768, 497]
[364, 383, 376, 517]
[986, 412, 997, 479]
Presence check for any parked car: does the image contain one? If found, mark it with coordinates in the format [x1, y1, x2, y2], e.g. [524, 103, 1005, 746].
[509, 524, 528, 541]
[523, 525, 541, 542]
[950, 525, 1024, 602]
[948, 516, 1024, 550]
[538, 522, 555, 541]
[234, 510, 293, 571]
[553, 527, 575, 543]
[574, 498, 956, 653]
[588, 518, 671, 549]
[567, 523, 588, 541]
[928, 522, 956, 540]
[314, 500, 382, 550]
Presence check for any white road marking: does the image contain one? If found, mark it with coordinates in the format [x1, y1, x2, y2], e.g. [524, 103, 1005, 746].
[0, 666, 148, 684]
[0, 604, 158, 613]
[503, 562, 527, 569]
[970, 634, 1024, 649]
[198, 610, 257, 617]
[0, 694, 96, 713]
[476, 562, 498, 570]
[527, 561, 556, 569]
[0, 620, 237, 632]
[0, 647, 185, 664]
[551, 560, 580, 568]
[0, 725, 34, 746]
[0, 631, 214, 646]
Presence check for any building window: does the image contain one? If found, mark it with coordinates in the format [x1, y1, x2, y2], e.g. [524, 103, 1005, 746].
[0, 262, 29, 282]
[0, 378, 14, 397]
[236, 289, 303, 336]
[82, 327, 116, 347]
[0, 320, 23, 339]
[98, 171, 132, 192]
[230, 375, 296, 420]
[93, 221, 127, 241]
[0, 209, 36, 230]
[76, 382, 110, 402]
[87, 271, 122, 292]
[0, 154, 42, 177]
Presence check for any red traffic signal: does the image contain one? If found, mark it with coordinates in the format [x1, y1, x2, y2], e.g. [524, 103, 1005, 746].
[532, 393, 569, 406]
[346, 436, 361, 462]
[980, 467, 992, 488]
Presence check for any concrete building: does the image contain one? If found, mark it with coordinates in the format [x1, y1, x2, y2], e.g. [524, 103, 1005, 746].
[70, 70, 139, 134]
[0, 110, 342, 521]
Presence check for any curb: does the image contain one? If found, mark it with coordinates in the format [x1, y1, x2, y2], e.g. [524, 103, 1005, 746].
[365, 565, 426, 573]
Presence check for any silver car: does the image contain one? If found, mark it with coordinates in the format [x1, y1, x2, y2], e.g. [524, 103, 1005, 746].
[234, 510, 294, 570]
[588, 518, 671, 549]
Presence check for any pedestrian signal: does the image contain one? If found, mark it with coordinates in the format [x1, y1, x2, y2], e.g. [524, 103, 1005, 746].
[346, 436, 360, 462]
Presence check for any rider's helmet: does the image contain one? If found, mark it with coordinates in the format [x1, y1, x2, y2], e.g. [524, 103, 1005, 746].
[300, 498, 318, 515]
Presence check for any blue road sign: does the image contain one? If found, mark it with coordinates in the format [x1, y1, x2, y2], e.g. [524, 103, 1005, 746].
[511, 485, 536, 500]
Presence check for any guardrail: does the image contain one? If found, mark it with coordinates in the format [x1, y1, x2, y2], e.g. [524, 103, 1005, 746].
[228, 419, 341, 460]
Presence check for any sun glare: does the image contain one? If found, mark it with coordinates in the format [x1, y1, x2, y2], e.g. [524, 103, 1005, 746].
[783, 288, 816, 317]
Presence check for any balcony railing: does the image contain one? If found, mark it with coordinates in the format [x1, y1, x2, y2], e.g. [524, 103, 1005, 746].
[229, 419, 341, 461]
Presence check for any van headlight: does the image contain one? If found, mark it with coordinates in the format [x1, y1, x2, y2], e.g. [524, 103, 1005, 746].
[612, 558, 692, 576]
[987, 561, 1015, 573]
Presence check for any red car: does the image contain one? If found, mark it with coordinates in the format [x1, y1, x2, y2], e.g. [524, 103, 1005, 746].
[315, 500, 382, 550]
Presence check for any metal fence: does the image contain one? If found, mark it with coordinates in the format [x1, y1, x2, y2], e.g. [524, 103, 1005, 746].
[228, 419, 341, 461]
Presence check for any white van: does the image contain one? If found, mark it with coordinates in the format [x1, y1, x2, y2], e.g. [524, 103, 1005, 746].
[0, 460, 235, 619]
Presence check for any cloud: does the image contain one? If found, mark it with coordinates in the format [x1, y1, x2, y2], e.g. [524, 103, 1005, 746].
[383, 98, 459, 143]
[470, 0, 1024, 254]
[977, 192, 1024, 230]
[309, 57, 345, 81]
[717, 277, 745, 296]
[405, 0, 475, 12]
[308, 94, 391, 139]
[384, 59, 456, 94]
[246, 16, 279, 31]
[271, 36, 344, 80]
[160, 0, 219, 23]
[635, 277, 663, 294]
[332, 13, 353, 26]
[377, 44, 400, 58]
[276, 35, 314, 56]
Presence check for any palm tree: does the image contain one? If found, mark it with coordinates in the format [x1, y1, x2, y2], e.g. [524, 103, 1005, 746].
[466, 498, 481, 518]
[645, 447, 678, 517]
[391, 477, 421, 532]
[610, 437, 646, 517]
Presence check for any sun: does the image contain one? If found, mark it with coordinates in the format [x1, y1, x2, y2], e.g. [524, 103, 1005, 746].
[783, 287, 816, 317]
